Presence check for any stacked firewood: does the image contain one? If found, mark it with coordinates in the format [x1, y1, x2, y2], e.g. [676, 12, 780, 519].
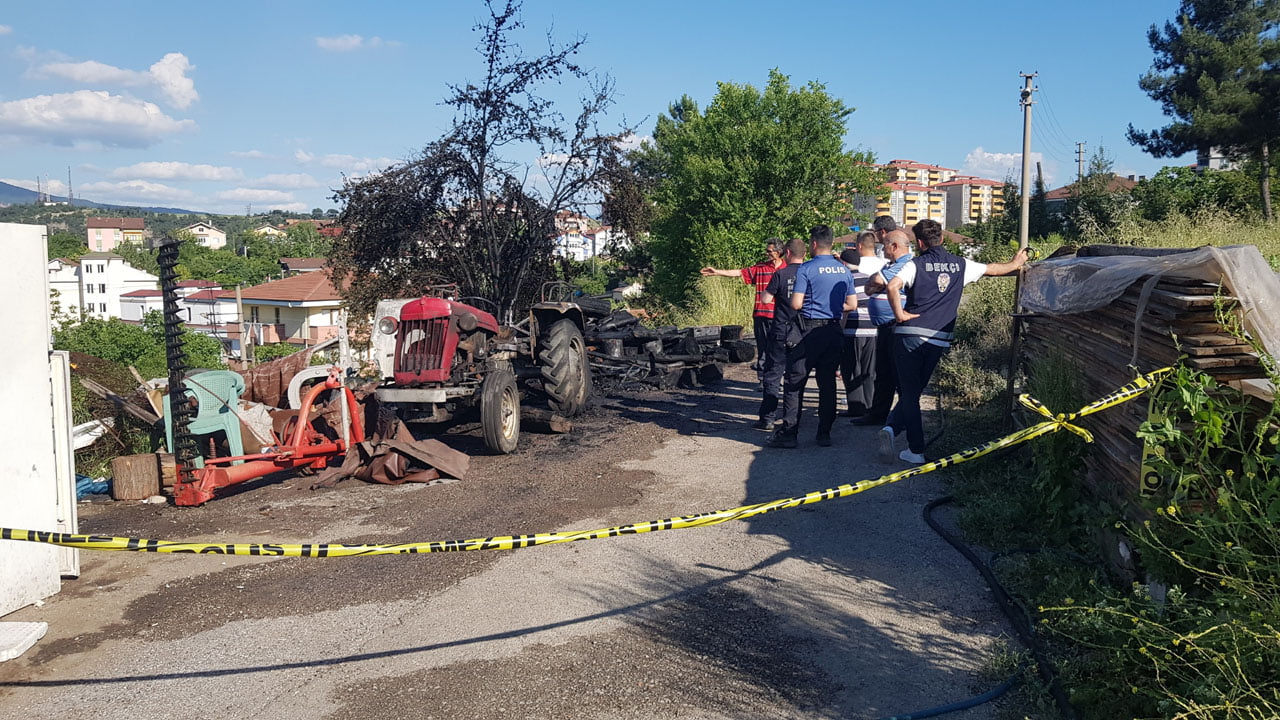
[1021, 274, 1265, 507]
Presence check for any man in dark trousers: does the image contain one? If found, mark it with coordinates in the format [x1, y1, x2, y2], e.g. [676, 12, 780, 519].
[838, 232, 884, 418]
[767, 225, 856, 449]
[700, 239, 784, 381]
[755, 237, 807, 429]
[854, 229, 915, 426]
[883, 219, 1027, 464]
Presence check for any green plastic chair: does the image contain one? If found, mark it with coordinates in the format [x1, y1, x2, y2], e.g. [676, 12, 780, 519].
[164, 370, 247, 468]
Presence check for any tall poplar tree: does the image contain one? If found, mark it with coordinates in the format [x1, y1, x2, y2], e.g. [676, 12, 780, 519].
[1127, 0, 1280, 219]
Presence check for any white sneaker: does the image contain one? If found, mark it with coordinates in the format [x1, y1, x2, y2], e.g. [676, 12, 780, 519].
[877, 426, 895, 459]
[899, 449, 926, 465]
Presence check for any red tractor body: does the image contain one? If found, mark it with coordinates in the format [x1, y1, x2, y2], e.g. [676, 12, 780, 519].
[392, 297, 500, 386]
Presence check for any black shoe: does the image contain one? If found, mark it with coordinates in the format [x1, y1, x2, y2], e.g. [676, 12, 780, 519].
[766, 432, 798, 449]
[751, 419, 771, 430]
[815, 432, 832, 447]
[851, 415, 887, 426]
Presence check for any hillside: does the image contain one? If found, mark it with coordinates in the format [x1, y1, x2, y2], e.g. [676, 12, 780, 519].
[0, 180, 201, 214]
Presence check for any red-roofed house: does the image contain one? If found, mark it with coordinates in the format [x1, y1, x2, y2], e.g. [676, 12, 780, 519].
[230, 272, 345, 347]
[85, 217, 145, 252]
[278, 257, 327, 275]
[1044, 175, 1139, 215]
[119, 289, 164, 322]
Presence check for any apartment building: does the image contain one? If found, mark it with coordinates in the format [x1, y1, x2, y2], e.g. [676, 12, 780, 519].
[883, 159, 958, 188]
[937, 176, 1007, 228]
[85, 217, 145, 252]
[55, 252, 159, 320]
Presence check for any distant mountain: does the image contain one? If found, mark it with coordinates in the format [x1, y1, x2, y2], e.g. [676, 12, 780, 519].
[0, 180, 202, 214]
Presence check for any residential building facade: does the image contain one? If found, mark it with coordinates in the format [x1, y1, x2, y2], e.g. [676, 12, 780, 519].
[85, 217, 145, 252]
[937, 176, 1007, 228]
[184, 222, 227, 250]
[51, 252, 159, 321]
[227, 271, 344, 348]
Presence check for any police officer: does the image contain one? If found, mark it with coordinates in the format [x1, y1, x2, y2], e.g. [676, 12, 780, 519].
[756, 237, 807, 429]
[882, 219, 1027, 464]
[768, 225, 856, 449]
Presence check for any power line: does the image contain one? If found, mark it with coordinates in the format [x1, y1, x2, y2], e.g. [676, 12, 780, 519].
[1035, 88, 1078, 151]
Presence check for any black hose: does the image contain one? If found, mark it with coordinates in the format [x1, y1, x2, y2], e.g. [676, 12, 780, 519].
[922, 496, 1078, 719]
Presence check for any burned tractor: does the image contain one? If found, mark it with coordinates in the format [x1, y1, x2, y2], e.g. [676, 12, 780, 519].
[373, 286, 593, 453]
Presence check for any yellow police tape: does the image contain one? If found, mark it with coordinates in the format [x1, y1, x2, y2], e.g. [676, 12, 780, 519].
[0, 368, 1170, 558]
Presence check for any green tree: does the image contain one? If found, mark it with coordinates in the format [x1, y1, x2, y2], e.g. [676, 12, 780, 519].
[1132, 165, 1259, 220]
[1029, 165, 1055, 239]
[53, 313, 224, 379]
[1128, 0, 1280, 219]
[992, 179, 1021, 243]
[641, 69, 885, 301]
[1065, 147, 1135, 239]
[47, 231, 88, 261]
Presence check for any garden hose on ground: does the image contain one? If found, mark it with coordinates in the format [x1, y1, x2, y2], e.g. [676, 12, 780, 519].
[918, 496, 1078, 720]
[875, 388, 1077, 720]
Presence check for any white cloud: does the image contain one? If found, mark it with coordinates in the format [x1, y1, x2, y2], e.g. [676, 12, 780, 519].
[294, 149, 394, 174]
[251, 173, 320, 189]
[111, 161, 242, 182]
[961, 146, 1053, 185]
[79, 179, 196, 204]
[214, 187, 297, 204]
[0, 25, 13, 36]
[315, 34, 398, 52]
[147, 53, 198, 109]
[37, 52, 197, 109]
[615, 133, 652, 152]
[265, 202, 309, 213]
[230, 149, 266, 159]
[0, 90, 194, 147]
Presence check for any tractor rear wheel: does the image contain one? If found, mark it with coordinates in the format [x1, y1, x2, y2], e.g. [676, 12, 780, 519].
[480, 368, 520, 454]
[538, 318, 590, 416]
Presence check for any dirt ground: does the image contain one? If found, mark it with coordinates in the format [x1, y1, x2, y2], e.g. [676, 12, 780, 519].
[0, 365, 1012, 719]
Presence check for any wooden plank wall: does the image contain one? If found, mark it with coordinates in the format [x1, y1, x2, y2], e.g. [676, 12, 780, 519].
[1020, 275, 1265, 508]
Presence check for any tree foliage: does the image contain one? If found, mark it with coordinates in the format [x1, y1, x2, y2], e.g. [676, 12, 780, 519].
[330, 0, 629, 322]
[53, 311, 224, 380]
[1065, 147, 1136, 240]
[47, 231, 88, 261]
[1128, 0, 1280, 219]
[638, 70, 885, 301]
[1132, 165, 1260, 220]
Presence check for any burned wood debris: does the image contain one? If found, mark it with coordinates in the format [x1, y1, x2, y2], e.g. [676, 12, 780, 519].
[583, 309, 756, 392]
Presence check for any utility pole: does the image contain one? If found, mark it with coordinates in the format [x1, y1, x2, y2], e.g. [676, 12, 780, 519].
[236, 284, 254, 365]
[1076, 142, 1087, 182]
[67, 166, 73, 206]
[1007, 71, 1037, 430]
[1018, 72, 1037, 251]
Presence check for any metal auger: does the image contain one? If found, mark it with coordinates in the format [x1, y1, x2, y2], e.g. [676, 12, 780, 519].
[158, 235, 197, 481]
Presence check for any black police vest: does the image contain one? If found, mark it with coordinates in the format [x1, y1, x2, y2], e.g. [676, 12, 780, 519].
[897, 246, 967, 344]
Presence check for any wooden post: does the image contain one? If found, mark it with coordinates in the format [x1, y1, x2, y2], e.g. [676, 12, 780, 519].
[111, 454, 161, 500]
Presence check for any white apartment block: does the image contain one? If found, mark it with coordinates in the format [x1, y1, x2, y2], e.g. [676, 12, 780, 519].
[51, 252, 159, 321]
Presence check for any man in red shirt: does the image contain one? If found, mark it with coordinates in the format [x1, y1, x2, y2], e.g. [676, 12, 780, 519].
[701, 239, 784, 379]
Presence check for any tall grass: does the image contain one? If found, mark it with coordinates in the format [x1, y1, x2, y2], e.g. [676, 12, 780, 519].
[643, 276, 756, 329]
[1089, 210, 1280, 268]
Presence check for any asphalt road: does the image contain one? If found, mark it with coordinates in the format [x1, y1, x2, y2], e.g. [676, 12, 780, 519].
[0, 365, 1010, 719]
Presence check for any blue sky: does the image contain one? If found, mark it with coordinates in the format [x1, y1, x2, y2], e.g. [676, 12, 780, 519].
[0, 1, 1192, 215]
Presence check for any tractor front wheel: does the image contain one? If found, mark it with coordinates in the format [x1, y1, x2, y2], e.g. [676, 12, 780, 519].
[480, 368, 520, 454]
[538, 318, 591, 416]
